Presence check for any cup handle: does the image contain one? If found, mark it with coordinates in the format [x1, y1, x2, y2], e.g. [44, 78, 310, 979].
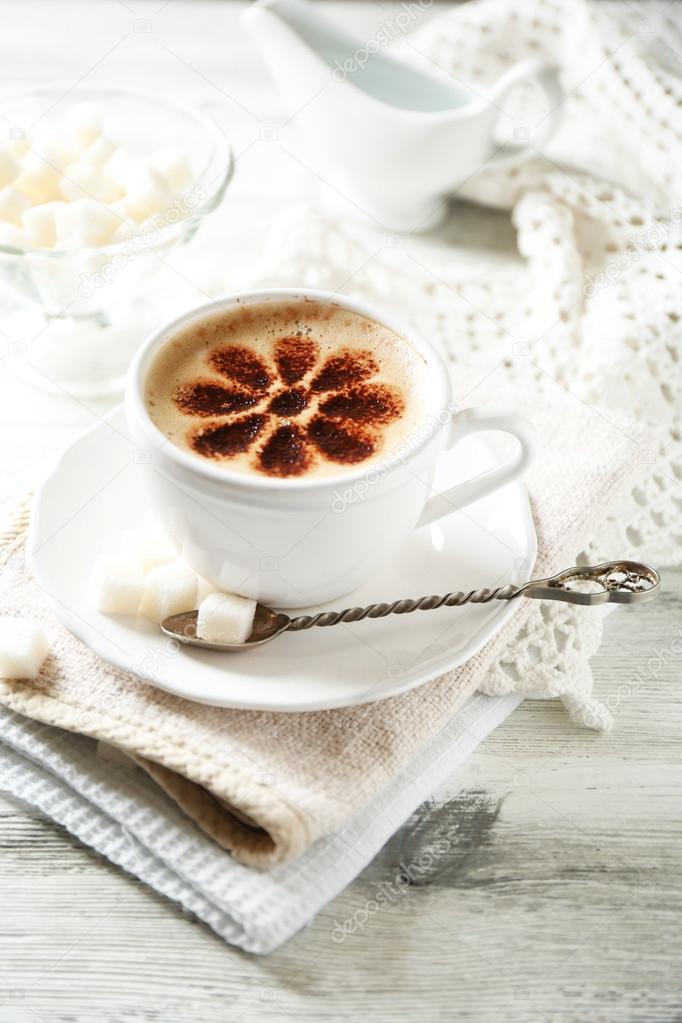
[486, 58, 564, 162]
[416, 408, 535, 529]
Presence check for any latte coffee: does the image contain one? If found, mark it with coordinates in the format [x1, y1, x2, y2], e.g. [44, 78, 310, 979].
[144, 298, 432, 480]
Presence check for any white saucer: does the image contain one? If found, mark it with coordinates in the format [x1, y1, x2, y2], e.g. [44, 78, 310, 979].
[29, 406, 536, 712]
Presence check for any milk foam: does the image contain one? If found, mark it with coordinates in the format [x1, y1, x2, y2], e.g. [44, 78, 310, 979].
[145, 299, 434, 480]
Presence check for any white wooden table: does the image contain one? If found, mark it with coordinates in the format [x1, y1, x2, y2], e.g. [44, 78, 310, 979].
[1, 3, 680, 1020]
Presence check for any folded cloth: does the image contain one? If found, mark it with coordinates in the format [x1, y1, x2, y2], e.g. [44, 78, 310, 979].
[0, 691, 519, 954]
[0, 392, 649, 874]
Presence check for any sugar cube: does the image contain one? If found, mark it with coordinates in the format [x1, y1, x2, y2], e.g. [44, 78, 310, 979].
[0, 618, 50, 679]
[122, 166, 171, 222]
[140, 561, 198, 624]
[0, 148, 21, 189]
[196, 592, 257, 645]
[110, 195, 151, 225]
[101, 176, 124, 203]
[59, 162, 121, 203]
[31, 135, 76, 173]
[58, 165, 92, 202]
[0, 185, 31, 225]
[21, 200, 65, 248]
[92, 555, 145, 615]
[149, 147, 193, 193]
[0, 223, 27, 249]
[55, 199, 119, 248]
[67, 101, 101, 153]
[120, 528, 176, 573]
[14, 154, 61, 202]
[82, 135, 117, 170]
[103, 147, 137, 190]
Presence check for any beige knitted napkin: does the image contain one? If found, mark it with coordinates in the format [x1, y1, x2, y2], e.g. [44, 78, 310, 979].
[0, 395, 647, 867]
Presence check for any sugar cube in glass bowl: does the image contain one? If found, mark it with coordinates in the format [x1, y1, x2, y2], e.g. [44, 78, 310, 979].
[0, 86, 233, 397]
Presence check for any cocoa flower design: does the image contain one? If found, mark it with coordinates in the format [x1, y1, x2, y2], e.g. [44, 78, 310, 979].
[173, 335, 405, 478]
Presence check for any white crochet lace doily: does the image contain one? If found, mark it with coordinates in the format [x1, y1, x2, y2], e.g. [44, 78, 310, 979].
[225, 0, 680, 732]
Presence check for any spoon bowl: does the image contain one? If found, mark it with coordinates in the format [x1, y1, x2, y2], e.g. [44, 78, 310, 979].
[162, 604, 290, 650]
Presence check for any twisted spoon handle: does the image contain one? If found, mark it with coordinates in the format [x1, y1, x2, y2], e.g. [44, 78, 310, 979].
[285, 560, 660, 632]
[287, 584, 520, 631]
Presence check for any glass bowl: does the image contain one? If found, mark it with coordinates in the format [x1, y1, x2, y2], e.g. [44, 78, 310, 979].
[0, 84, 233, 397]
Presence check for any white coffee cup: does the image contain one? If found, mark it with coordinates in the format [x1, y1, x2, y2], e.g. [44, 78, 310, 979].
[126, 288, 535, 607]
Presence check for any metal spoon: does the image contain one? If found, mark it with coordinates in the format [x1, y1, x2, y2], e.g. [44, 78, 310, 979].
[161, 559, 660, 652]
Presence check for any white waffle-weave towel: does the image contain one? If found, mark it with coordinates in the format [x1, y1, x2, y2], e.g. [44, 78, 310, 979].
[0, 693, 519, 954]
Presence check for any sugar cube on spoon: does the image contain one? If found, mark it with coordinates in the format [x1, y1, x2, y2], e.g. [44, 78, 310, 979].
[196, 592, 257, 645]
